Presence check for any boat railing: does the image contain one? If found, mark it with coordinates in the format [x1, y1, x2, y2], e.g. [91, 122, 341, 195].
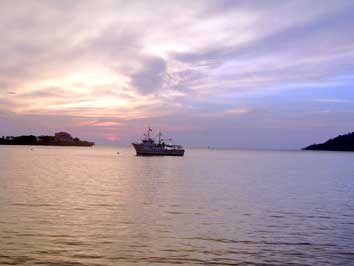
[166, 144, 183, 149]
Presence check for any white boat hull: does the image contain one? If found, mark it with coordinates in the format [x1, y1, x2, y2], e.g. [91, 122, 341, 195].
[132, 143, 184, 156]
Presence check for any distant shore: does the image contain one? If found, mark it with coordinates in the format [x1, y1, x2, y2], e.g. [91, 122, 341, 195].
[303, 132, 354, 152]
[0, 132, 94, 147]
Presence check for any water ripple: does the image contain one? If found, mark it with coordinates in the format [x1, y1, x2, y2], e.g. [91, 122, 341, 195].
[0, 146, 353, 265]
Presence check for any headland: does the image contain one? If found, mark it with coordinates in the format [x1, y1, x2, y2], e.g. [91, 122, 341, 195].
[0, 132, 94, 147]
[303, 132, 354, 151]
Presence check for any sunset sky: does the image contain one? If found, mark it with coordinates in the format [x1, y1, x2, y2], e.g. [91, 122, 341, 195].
[1, 0, 354, 148]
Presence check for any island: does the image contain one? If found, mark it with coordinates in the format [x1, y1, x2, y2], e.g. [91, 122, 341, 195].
[303, 132, 354, 151]
[0, 132, 94, 147]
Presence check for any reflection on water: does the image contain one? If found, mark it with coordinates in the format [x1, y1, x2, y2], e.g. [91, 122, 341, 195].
[0, 145, 353, 265]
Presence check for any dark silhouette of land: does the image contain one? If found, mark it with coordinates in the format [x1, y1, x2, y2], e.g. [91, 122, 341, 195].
[303, 132, 354, 151]
[0, 132, 94, 147]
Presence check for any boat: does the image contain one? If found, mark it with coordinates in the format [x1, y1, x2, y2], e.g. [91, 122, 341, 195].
[132, 128, 185, 156]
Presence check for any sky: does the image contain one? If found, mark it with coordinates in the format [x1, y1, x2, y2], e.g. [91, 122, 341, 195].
[1, 0, 354, 149]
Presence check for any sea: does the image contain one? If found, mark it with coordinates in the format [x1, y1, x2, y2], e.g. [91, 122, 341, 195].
[0, 145, 353, 266]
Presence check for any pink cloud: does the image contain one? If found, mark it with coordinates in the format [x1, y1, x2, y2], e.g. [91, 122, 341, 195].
[69, 119, 121, 127]
[94, 121, 121, 127]
[102, 133, 120, 141]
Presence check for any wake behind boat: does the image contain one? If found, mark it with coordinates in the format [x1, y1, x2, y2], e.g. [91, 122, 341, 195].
[132, 128, 185, 156]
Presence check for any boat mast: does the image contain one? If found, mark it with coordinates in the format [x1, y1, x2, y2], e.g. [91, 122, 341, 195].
[147, 127, 152, 140]
[158, 130, 162, 144]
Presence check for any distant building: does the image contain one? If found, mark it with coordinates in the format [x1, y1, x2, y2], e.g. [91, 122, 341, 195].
[54, 132, 73, 142]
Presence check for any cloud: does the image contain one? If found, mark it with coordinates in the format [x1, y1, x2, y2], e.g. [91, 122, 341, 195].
[132, 56, 167, 94]
[171, 4, 354, 97]
[18, 87, 71, 98]
[314, 98, 353, 104]
[102, 133, 120, 141]
[194, 107, 259, 118]
[0, 1, 354, 147]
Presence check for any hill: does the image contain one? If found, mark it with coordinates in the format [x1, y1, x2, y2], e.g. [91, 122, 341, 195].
[303, 132, 354, 151]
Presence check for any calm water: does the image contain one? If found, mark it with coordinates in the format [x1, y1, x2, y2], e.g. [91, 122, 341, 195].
[0, 145, 353, 266]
